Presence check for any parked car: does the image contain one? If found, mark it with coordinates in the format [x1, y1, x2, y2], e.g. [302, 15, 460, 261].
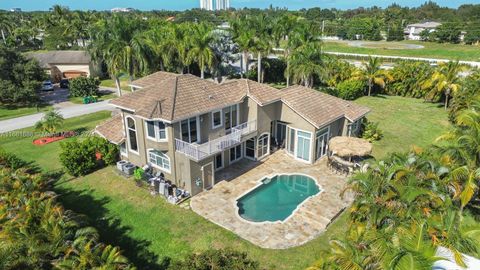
[60, 78, 69, 89]
[41, 81, 54, 91]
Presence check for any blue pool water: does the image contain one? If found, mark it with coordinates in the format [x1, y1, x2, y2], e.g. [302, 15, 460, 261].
[236, 174, 321, 222]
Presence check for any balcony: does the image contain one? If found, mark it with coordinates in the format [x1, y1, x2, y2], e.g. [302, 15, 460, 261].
[175, 120, 257, 161]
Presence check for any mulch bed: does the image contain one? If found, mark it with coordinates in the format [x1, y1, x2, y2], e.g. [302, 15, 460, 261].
[33, 131, 76, 145]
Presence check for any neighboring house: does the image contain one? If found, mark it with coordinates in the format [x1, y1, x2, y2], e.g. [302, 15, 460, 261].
[404, 21, 442, 40]
[26, 50, 95, 82]
[95, 72, 370, 196]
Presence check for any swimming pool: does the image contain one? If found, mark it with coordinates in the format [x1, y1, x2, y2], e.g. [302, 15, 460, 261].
[236, 174, 321, 223]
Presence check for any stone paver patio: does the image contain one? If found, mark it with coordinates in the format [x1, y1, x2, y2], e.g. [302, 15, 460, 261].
[190, 151, 352, 249]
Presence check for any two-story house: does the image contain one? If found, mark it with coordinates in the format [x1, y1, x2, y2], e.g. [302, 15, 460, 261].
[95, 71, 370, 196]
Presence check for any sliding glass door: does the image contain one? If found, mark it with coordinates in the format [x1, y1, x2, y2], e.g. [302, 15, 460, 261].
[315, 128, 329, 160]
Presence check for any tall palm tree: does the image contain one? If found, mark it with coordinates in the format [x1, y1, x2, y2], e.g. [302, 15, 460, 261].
[356, 56, 392, 96]
[0, 13, 14, 44]
[187, 23, 215, 79]
[89, 16, 150, 95]
[287, 43, 325, 88]
[422, 61, 464, 110]
[251, 14, 272, 83]
[230, 18, 255, 78]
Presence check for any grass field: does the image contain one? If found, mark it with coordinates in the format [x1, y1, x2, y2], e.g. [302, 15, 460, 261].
[0, 111, 112, 171]
[100, 77, 132, 91]
[0, 96, 452, 269]
[323, 40, 480, 61]
[355, 95, 450, 159]
[0, 104, 52, 121]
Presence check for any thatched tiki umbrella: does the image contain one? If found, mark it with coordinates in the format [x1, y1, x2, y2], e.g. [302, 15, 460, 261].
[328, 136, 372, 159]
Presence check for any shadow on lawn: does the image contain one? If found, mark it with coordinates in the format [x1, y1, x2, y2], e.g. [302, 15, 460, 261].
[54, 185, 170, 269]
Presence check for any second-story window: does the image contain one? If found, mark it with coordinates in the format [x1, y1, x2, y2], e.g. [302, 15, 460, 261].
[181, 117, 198, 143]
[146, 121, 168, 141]
[212, 110, 222, 129]
[126, 117, 138, 153]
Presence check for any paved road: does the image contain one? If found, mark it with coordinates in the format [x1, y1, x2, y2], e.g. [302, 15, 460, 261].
[0, 100, 114, 133]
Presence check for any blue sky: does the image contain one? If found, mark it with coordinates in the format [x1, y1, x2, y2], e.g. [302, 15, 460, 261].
[1, 0, 478, 11]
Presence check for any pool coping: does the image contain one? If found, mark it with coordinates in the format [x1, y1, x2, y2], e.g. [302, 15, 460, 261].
[233, 173, 324, 225]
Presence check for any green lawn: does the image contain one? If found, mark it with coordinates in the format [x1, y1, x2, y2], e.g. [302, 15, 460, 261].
[100, 77, 132, 92]
[0, 111, 112, 171]
[0, 104, 52, 121]
[354, 95, 450, 159]
[69, 91, 120, 105]
[323, 40, 480, 61]
[0, 96, 452, 269]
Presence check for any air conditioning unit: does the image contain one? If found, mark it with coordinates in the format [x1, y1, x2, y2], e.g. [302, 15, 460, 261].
[116, 160, 128, 172]
[123, 163, 136, 175]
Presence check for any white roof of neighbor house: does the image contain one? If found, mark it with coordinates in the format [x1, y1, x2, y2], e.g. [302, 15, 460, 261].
[433, 247, 480, 270]
[407, 21, 442, 29]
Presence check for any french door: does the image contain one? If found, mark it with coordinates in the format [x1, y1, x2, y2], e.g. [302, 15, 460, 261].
[316, 128, 329, 160]
[296, 131, 311, 162]
[245, 138, 256, 160]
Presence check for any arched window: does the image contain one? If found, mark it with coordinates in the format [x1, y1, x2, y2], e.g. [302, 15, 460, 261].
[126, 116, 138, 153]
[148, 150, 171, 173]
[257, 133, 269, 159]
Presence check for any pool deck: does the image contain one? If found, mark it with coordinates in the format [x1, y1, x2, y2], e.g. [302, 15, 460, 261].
[190, 151, 353, 249]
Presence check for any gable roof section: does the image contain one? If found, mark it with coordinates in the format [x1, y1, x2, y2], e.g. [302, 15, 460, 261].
[111, 72, 245, 122]
[95, 114, 125, 145]
[109, 71, 370, 128]
[26, 51, 91, 68]
[282, 85, 370, 128]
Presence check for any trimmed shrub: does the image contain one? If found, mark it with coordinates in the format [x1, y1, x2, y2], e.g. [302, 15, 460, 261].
[69, 76, 100, 97]
[336, 80, 365, 100]
[0, 148, 29, 170]
[59, 139, 97, 176]
[59, 137, 119, 176]
[171, 249, 260, 270]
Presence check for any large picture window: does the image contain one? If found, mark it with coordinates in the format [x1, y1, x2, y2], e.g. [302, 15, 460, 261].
[126, 117, 138, 153]
[181, 117, 199, 143]
[146, 121, 167, 141]
[148, 150, 171, 173]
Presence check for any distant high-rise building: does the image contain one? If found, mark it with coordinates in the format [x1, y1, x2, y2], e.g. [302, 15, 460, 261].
[200, 0, 213, 11]
[215, 0, 230, 10]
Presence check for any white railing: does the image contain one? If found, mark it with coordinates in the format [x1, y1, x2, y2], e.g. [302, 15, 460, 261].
[232, 120, 257, 136]
[175, 120, 257, 161]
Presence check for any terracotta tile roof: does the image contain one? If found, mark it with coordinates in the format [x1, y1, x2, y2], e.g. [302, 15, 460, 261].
[95, 114, 125, 145]
[111, 72, 245, 122]
[282, 85, 370, 128]
[229, 79, 282, 106]
[109, 72, 370, 129]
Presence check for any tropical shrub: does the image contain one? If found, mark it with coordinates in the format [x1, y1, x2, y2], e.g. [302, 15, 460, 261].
[336, 80, 365, 100]
[324, 58, 358, 87]
[171, 249, 259, 270]
[69, 76, 100, 97]
[59, 137, 119, 176]
[0, 151, 132, 270]
[34, 108, 64, 134]
[448, 70, 480, 123]
[59, 139, 97, 176]
[0, 147, 29, 170]
[361, 120, 383, 142]
[386, 61, 433, 98]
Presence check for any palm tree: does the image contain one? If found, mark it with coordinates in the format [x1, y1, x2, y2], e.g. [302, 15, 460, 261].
[286, 21, 322, 87]
[0, 13, 14, 44]
[34, 109, 64, 134]
[356, 56, 392, 96]
[248, 14, 272, 83]
[422, 61, 464, 110]
[187, 23, 215, 79]
[89, 16, 150, 95]
[230, 18, 255, 78]
[287, 43, 325, 88]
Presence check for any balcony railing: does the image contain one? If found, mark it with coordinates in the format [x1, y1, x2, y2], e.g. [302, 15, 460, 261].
[175, 120, 257, 161]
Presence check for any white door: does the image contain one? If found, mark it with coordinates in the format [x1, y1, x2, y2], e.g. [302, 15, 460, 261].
[296, 131, 311, 162]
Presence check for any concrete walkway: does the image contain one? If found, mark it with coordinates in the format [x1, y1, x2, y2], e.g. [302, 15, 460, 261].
[191, 151, 352, 249]
[0, 100, 114, 133]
